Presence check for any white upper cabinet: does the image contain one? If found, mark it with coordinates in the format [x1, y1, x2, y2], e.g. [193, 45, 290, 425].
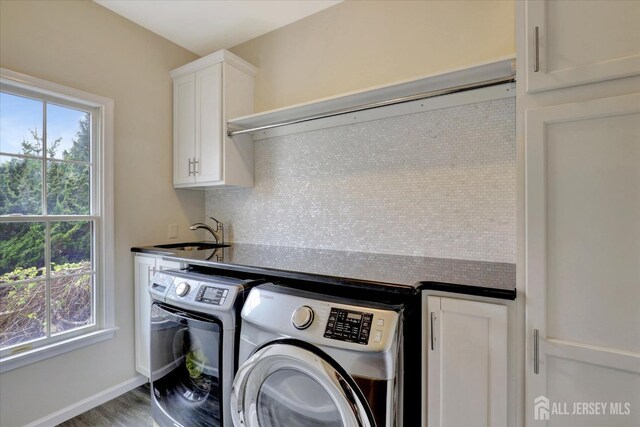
[171, 49, 256, 188]
[525, 0, 640, 92]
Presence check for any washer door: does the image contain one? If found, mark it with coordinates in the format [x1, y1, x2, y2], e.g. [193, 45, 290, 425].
[231, 341, 374, 427]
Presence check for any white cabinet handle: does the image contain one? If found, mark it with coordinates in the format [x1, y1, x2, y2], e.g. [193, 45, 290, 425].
[534, 329, 540, 374]
[193, 158, 199, 175]
[533, 26, 540, 72]
[188, 158, 194, 176]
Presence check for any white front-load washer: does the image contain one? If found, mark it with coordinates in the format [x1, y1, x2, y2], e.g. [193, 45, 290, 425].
[231, 284, 404, 427]
[148, 269, 264, 427]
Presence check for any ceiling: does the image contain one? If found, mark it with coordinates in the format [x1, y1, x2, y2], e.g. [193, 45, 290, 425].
[94, 0, 342, 56]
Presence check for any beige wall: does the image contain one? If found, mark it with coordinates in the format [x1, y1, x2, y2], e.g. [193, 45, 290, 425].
[231, 0, 515, 112]
[0, 1, 203, 425]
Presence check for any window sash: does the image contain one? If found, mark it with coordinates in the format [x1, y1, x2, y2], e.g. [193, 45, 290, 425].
[0, 81, 103, 358]
[0, 217, 100, 282]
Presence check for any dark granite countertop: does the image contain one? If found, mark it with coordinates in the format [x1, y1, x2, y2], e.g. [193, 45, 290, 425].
[132, 242, 516, 300]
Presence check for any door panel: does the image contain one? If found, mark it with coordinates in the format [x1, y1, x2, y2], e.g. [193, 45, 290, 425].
[134, 255, 156, 378]
[426, 296, 508, 427]
[526, 0, 640, 92]
[546, 356, 640, 427]
[174, 74, 196, 185]
[525, 93, 640, 426]
[545, 112, 640, 353]
[196, 64, 222, 183]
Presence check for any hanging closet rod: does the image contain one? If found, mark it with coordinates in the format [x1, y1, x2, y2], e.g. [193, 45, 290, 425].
[227, 74, 516, 137]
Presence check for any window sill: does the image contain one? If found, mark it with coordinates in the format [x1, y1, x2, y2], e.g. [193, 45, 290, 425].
[0, 327, 118, 374]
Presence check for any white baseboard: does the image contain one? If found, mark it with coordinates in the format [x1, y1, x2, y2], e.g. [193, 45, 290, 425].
[25, 375, 148, 427]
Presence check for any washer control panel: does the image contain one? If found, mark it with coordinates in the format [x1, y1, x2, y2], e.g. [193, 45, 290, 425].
[196, 285, 229, 306]
[323, 308, 374, 345]
[150, 270, 256, 314]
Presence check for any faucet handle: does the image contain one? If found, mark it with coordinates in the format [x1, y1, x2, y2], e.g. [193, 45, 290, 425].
[209, 217, 224, 244]
[209, 217, 223, 230]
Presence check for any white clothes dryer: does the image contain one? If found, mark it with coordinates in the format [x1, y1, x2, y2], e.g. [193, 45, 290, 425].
[231, 284, 404, 427]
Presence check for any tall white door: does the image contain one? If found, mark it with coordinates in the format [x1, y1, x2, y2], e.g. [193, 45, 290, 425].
[525, 0, 640, 93]
[525, 93, 640, 426]
[425, 295, 508, 427]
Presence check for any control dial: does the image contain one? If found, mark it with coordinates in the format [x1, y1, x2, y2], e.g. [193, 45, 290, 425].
[291, 305, 315, 330]
[175, 282, 190, 297]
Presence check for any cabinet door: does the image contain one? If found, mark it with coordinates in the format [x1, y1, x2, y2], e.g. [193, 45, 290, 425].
[195, 64, 223, 184]
[134, 254, 157, 378]
[425, 295, 507, 427]
[173, 74, 196, 185]
[526, 0, 640, 93]
[525, 93, 640, 426]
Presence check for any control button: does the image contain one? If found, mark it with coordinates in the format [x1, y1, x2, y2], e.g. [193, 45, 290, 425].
[376, 319, 385, 326]
[220, 297, 226, 305]
[175, 282, 190, 297]
[374, 330, 383, 343]
[222, 289, 229, 297]
[291, 305, 315, 330]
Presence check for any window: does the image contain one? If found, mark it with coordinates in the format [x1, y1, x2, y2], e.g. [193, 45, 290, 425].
[0, 69, 114, 372]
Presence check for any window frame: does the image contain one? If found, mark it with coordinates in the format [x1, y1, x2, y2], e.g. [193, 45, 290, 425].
[0, 68, 115, 373]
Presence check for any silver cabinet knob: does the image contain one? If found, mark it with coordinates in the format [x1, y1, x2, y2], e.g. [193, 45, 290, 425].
[291, 305, 314, 330]
[175, 282, 190, 297]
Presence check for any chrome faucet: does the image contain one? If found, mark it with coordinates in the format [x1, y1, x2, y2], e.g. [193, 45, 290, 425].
[190, 217, 224, 244]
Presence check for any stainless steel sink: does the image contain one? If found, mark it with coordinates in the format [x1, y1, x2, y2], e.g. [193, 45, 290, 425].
[153, 242, 230, 251]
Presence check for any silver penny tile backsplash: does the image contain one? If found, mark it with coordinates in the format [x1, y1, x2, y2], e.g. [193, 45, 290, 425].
[206, 98, 516, 263]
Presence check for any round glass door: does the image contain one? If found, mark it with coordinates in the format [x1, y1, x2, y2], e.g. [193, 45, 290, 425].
[150, 303, 222, 427]
[231, 342, 373, 427]
[257, 368, 343, 426]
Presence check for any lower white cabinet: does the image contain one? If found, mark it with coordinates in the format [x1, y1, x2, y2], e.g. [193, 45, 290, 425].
[134, 254, 183, 378]
[424, 295, 508, 427]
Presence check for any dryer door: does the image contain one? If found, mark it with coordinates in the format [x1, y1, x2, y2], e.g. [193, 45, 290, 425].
[231, 341, 374, 427]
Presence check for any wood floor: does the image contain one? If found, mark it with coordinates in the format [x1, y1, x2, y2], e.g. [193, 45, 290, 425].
[57, 383, 152, 427]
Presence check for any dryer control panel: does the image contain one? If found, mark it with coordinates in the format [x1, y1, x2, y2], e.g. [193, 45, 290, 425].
[323, 308, 373, 345]
[241, 287, 400, 353]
